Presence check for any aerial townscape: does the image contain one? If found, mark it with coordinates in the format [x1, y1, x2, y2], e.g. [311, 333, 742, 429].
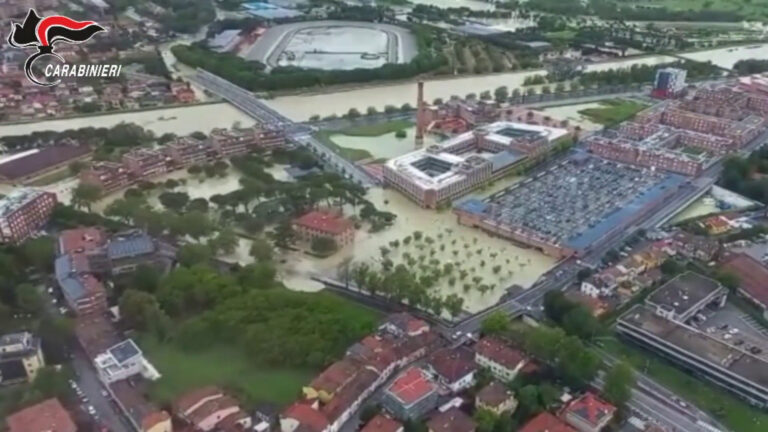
[5, 1, 768, 432]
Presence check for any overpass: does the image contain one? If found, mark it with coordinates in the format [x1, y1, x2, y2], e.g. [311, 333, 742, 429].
[189, 69, 376, 187]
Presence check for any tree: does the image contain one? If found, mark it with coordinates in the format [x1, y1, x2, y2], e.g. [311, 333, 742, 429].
[177, 243, 213, 267]
[660, 258, 683, 276]
[481, 311, 511, 336]
[366, 106, 378, 116]
[158, 191, 190, 212]
[347, 108, 361, 118]
[480, 90, 492, 100]
[473, 408, 498, 432]
[209, 228, 239, 255]
[271, 221, 296, 248]
[312, 236, 338, 255]
[577, 268, 593, 282]
[395, 129, 407, 139]
[21, 236, 55, 273]
[119, 289, 171, 338]
[71, 183, 102, 211]
[68, 160, 87, 174]
[603, 362, 635, 407]
[249, 237, 274, 261]
[493, 86, 508, 102]
[15, 283, 43, 314]
[400, 103, 413, 112]
[715, 270, 740, 292]
[444, 293, 464, 319]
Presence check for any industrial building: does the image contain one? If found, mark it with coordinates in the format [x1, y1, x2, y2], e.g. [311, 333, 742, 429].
[0, 145, 91, 184]
[454, 155, 685, 258]
[0, 188, 57, 244]
[617, 304, 768, 408]
[384, 121, 569, 209]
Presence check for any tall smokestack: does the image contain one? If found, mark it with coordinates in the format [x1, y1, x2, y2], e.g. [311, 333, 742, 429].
[415, 81, 425, 147]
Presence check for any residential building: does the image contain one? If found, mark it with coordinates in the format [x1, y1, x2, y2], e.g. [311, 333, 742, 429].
[475, 381, 517, 414]
[80, 161, 132, 193]
[644, 272, 727, 322]
[109, 379, 172, 432]
[427, 408, 476, 432]
[164, 136, 211, 168]
[174, 386, 250, 432]
[721, 253, 768, 319]
[361, 415, 403, 432]
[652, 67, 687, 99]
[293, 210, 356, 247]
[518, 412, 575, 432]
[257, 127, 288, 151]
[426, 347, 476, 393]
[562, 392, 616, 432]
[304, 358, 362, 403]
[382, 367, 438, 420]
[0, 189, 57, 244]
[143, 411, 173, 432]
[474, 337, 527, 382]
[618, 304, 768, 408]
[669, 231, 720, 262]
[0, 332, 45, 385]
[94, 339, 160, 384]
[122, 148, 169, 180]
[210, 128, 258, 157]
[55, 263, 108, 315]
[6, 398, 76, 432]
[379, 313, 430, 338]
[281, 402, 330, 432]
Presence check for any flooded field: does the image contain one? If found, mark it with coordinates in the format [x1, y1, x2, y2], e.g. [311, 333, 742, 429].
[671, 196, 721, 223]
[0, 103, 255, 138]
[330, 126, 439, 160]
[263, 183, 556, 312]
[409, 0, 495, 11]
[541, 102, 605, 131]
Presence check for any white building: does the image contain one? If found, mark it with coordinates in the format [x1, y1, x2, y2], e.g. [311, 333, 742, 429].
[95, 339, 161, 384]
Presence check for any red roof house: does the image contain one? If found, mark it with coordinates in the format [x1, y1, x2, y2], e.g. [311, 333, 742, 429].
[562, 393, 616, 432]
[7, 398, 77, 432]
[293, 210, 355, 246]
[518, 412, 575, 432]
[721, 253, 768, 314]
[281, 402, 329, 432]
[361, 415, 403, 432]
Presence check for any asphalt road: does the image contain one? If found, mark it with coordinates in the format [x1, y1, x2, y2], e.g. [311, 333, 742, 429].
[72, 352, 132, 432]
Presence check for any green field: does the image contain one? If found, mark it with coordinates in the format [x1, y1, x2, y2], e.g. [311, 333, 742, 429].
[601, 337, 768, 432]
[314, 120, 413, 162]
[316, 130, 374, 162]
[578, 99, 649, 126]
[341, 120, 413, 137]
[139, 337, 314, 406]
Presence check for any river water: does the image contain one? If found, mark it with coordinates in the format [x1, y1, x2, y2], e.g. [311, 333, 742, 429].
[1, 44, 767, 135]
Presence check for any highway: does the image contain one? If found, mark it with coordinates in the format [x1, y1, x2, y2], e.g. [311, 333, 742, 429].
[189, 68, 377, 187]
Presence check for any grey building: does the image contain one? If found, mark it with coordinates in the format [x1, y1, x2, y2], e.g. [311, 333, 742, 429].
[645, 271, 727, 322]
[617, 305, 768, 408]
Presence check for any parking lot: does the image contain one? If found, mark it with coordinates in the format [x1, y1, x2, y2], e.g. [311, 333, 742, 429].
[695, 302, 768, 359]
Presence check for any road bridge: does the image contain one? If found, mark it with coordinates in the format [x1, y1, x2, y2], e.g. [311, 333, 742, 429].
[189, 68, 377, 187]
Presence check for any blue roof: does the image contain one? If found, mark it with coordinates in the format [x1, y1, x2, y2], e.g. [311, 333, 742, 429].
[107, 234, 155, 260]
[455, 198, 489, 215]
[55, 255, 87, 302]
[565, 173, 687, 249]
[108, 339, 142, 365]
[489, 150, 525, 172]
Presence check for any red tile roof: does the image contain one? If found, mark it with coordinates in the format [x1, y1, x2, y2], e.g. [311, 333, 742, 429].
[294, 210, 354, 236]
[518, 412, 575, 432]
[283, 402, 329, 432]
[142, 411, 171, 431]
[563, 392, 616, 428]
[428, 347, 476, 384]
[7, 398, 76, 432]
[58, 226, 106, 254]
[476, 381, 514, 408]
[427, 408, 476, 432]
[173, 386, 224, 415]
[721, 253, 768, 308]
[361, 415, 403, 432]
[387, 367, 436, 405]
[310, 358, 361, 394]
[475, 337, 526, 370]
[187, 396, 240, 426]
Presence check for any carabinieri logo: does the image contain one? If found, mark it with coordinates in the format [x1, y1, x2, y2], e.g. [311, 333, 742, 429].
[7, 9, 109, 86]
